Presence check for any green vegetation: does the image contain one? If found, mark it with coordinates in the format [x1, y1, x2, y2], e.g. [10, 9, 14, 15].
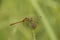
[0, 0, 60, 40]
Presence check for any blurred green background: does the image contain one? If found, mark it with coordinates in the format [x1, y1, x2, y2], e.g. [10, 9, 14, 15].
[0, 0, 60, 40]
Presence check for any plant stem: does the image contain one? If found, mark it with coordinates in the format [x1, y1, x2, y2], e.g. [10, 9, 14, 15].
[32, 30, 36, 40]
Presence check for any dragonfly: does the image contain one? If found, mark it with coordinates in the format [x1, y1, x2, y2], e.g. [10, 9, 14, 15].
[10, 17, 37, 29]
[10, 17, 36, 29]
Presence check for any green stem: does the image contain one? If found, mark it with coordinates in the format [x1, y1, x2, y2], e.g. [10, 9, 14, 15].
[32, 30, 36, 40]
